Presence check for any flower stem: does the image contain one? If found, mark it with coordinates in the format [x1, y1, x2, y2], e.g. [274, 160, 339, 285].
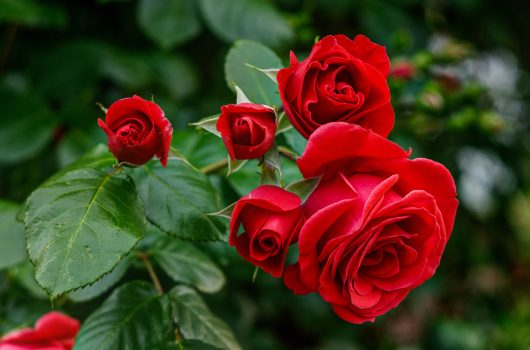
[200, 158, 229, 174]
[277, 146, 299, 162]
[137, 252, 163, 295]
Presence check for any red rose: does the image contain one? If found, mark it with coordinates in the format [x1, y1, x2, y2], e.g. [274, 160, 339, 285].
[229, 185, 304, 277]
[284, 122, 458, 324]
[277, 34, 394, 139]
[0, 312, 80, 350]
[216, 103, 277, 160]
[98, 95, 173, 167]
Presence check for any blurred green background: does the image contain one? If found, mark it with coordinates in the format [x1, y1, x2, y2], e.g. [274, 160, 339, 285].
[1, 0, 530, 349]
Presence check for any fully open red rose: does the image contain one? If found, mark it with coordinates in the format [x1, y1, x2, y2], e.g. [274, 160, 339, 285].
[216, 103, 277, 160]
[98, 95, 173, 167]
[284, 122, 458, 324]
[0, 312, 80, 350]
[229, 185, 304, 277]
[277, 34, 394, 139]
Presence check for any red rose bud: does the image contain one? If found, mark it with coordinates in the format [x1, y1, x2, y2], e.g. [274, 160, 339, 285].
[285, 122, 458, 324]
[229, 185, 304, 277]
[278, 34, 394, 139]
[98, 95, 173, 167]
[216, 103, 277, 160]
[390, 61, 416, 80]
[0, 311, 80, 350]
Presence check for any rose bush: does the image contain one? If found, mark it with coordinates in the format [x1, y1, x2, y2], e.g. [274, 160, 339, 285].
[216, 103, 277, 160]
[229, 185, 304, 277]
[277, 34, 394, 139]
[284, 122, 458, 323]
[0, 312, 79, 350]
[98, 95, 173, 167]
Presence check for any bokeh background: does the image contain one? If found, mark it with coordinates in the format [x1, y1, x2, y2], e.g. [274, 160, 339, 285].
[1, 0, 530, 349]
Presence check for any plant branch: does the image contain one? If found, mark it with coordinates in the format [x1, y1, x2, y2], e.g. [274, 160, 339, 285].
[278, 146, 299, 162]
[137, 252, 164, 295]
[200, 158, 229, 174]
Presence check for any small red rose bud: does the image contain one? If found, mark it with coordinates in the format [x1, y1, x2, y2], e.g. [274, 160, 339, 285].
[229, 185, 304, 277]
[98, 95, 173, 167]
[390, 61, 416, 80]
[216, 103, 277, 160]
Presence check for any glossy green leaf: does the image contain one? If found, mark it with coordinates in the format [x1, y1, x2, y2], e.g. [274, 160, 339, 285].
[151, 236, 225, 293]
[138, 0, 201, 50]
[169, 285, 241, 350]
[25, 168, 145, 298]
[131, 158, 225, 241]
[224, 40, 283, 106]
[0, 200, 26, 270]
[74, 281, 173, 350]
[0, 88, 56, 165]
[68, 257, 131, 302]
[199, 0, 293, 49]
[283, 128, 307, 156]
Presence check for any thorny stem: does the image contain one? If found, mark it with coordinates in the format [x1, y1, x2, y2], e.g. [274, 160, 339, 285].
[137, 252, 164, 295]
[277, 146, 299, 162]
[200, 158, 229, 174]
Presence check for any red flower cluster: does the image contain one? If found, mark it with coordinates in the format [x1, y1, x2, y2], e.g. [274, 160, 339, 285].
[227, 34, 458, 324]
[0, 312, 79, 350]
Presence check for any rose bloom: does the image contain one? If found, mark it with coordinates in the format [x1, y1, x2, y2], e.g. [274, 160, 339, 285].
[278, 34, 394, 139]
[98, 95, 173, 167]
[390, 61, 416, 80]
[216, 103, 277, 160]
[0, 312, 80, 350]
[284, 122, 458, 324]
[229, 185, 304, 277]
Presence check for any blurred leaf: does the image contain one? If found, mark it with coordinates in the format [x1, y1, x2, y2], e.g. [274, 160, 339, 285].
[56, 128, 104, 168]
[228, 158, 247, 176]
[137, 0, 201, 50]
[0, 200, 26, 270]
[25, 168, 145, 298]
[151, 235, 226, 293]
[169, 285, 241, 350]
[199, 0, 293, 48]
[0, 0, 67, 27]
[68, 257, 131, 303]
[150, 55, 198, 100]
[130, 158, 225, 242]
[74, 281, 173, 350]
[225, 40, 283, 106]
[0, 89, 56, 165]
[9, 262, 47, 299]
[102, 51, 152, 90]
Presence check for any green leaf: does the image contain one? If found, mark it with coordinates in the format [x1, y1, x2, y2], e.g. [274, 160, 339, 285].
[0, 200, 26, 270]
[0, 88, 56, 165]
[9, 262, 47, 299]
[285, 177, 321, 202]
[151, 236, 225, 293]
[283, 127, 307, 156]
[209, 202, 236, 219]
[74, 281, 173, 350]
[130, 158, 225, 241]
[68, 257, 131, 303]
[190, 115, 221, 138]
[0, 0, 67, 27]
[224, 40, 283, 106]
[235, 85, 251, 104]
[199, 0, 293, 49]
[25, 168, 145, 298]
[172, 130, 226, 169]
[169, 285, 241, 350]
[150, 54, 199, 100]
[276, 112, 292, 134]
[244, 63, 279, 83]
[138, 0, 201, 50]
